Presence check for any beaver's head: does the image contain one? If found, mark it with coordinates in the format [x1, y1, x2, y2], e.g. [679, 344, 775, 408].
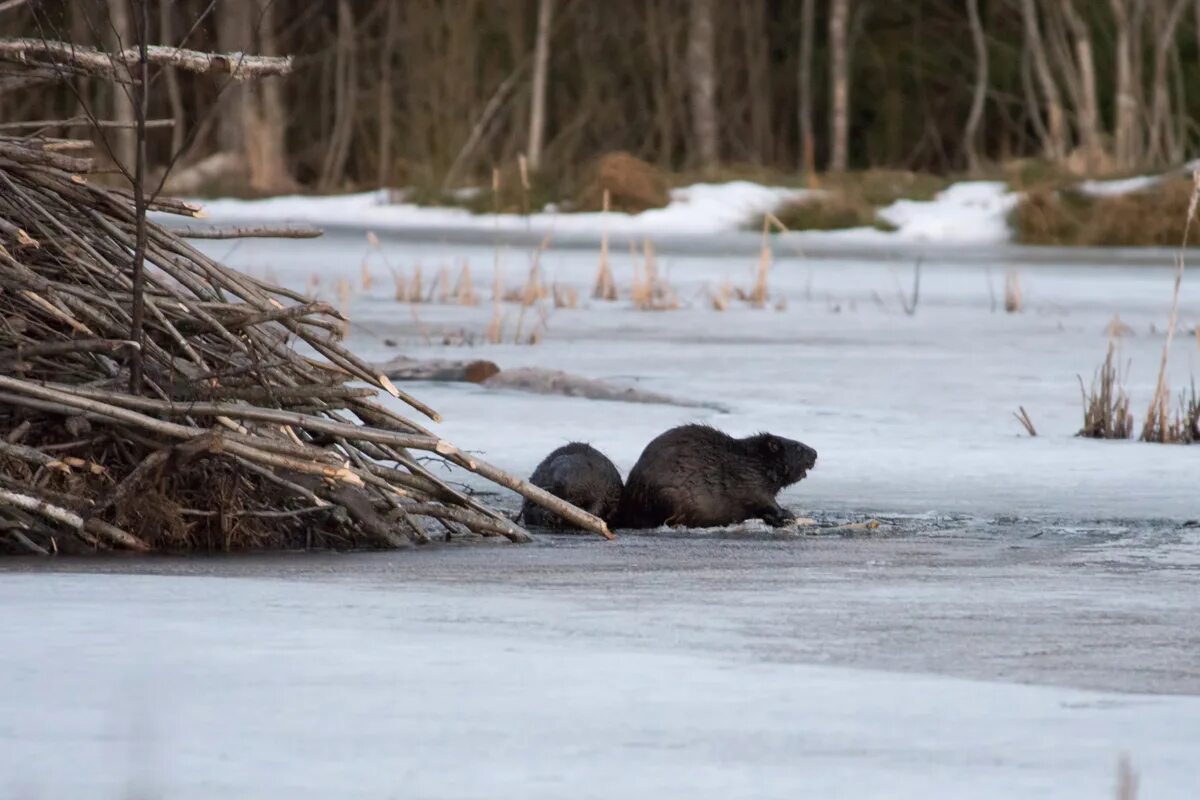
[748, 433, 817, 489]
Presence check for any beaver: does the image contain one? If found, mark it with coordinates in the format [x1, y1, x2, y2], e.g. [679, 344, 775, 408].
[614, 424, 817, 529]
[519, 442, 623, 530]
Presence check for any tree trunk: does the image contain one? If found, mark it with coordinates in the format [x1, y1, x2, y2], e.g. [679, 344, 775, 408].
[1021, 0, 1067, 161]
[157, 0, 186, 156]
[828, 0, 850, 172]
[1060, 1, 1102, 161]
[797, 0, 816, 180]
[527, 0, 553, 172]
[215, 0, 250, 157]
[105, 0, 135, 175]
[1147, 0, 1190, 165]
[319, 0, 357, 190]
[687, 0, 718, 171]
[963, 0, 988, 174]
[1110, 0, 1137, 168]
[378, 0, 399, 188]
[249, 0, 295, 193]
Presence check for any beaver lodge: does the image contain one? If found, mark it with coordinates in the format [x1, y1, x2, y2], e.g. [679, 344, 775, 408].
[0, 133, 609, 554]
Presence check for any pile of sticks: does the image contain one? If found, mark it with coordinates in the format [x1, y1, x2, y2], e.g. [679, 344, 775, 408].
[0, 135, 610, 554]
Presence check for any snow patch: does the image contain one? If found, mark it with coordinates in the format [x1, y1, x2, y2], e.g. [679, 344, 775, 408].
[191, 181, 811, 237]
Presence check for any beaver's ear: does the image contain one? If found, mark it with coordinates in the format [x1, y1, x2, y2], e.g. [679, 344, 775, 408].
[767, 438, 781, 453]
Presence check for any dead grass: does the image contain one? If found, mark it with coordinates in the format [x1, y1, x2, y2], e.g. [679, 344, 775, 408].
[629, 240, 678, 310]
[592, 189, 618, 300]
[1011, 179, 1195, 246]
[1003, 269, 1023, 313]
[574, 151, 670, 214]
[767, 193, 897, 232]
[1141, 171, 1198, 442]
[1013, 406, 1037, 436]
[1077, 343, 1134, 440]
[823, 169, 948, 206]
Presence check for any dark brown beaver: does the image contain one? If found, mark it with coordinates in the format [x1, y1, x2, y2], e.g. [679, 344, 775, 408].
[614, 424, 817, 529]
[519, 442, 623, 530]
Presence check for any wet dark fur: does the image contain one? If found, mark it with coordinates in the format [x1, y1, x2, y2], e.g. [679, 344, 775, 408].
[519, 442, 623, 529]
[614, 425, 817, 529]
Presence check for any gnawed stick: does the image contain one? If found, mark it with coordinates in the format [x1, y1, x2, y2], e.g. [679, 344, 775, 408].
[174, 225, 323, 239]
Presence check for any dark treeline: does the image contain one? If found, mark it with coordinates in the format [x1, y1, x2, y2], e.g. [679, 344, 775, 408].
[3, 0, 1198, 195]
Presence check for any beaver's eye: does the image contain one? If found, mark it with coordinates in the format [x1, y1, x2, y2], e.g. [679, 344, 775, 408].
[768, 439, 780, 453]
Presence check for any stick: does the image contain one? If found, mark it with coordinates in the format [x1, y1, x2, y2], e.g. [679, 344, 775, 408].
[174, 225, 323, 239]
[0, 39, 293, 79]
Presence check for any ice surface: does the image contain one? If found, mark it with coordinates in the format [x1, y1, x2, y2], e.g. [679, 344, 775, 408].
[196, 232, 1199, 521]
[7, 227, 1198, 799]
[2, 568, 1198, 799]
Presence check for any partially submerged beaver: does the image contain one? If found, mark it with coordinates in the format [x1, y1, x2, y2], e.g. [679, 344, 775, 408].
[615, 424, 817, 529]
[519, 442, 623, 530]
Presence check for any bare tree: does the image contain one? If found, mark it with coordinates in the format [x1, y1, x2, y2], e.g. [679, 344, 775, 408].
[797, 0, 816, 179]
[527, 0, 553, 171]
[963, 0, 988, 173]
[249, 0, 294, 192]
[215, 0, 249, 158]
[1021, 0, 1067, 161]
[687, 0, 718, 170]
[378, 0, 399, 187]
[319, 0, 357, 190]
[157, 0, 185, 155]
[828, 0, 850, 172]
[1059, 1, 1102, 161]
[1110, 0, 1141, 169]
[104, 0, 135, 173]
[1147, 0, 1191, 165]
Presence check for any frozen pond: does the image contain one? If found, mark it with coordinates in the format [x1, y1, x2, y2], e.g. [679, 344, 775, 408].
[199, 229, 1199, 521]
[4, 232, 1198, 798]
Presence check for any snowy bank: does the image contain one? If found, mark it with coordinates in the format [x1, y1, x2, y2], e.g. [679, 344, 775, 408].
[194, 181, 809, 238]
[188, 179, 1025, 247]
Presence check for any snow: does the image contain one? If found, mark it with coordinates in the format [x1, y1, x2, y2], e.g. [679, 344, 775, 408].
[186, 179, 1023, 245]
[192, 181, 811, 238]
[1078, 174, 1164, 197]
[875, 181, 1018, 244]
[2, 569, 1198, 799]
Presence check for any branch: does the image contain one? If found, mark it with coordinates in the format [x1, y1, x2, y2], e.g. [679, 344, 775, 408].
[174, 225, 323, 240]
[0, 38, 293, 80]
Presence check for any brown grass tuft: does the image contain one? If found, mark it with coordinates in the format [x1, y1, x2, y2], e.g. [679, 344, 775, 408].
[1011, 179, 1195, 246]
[630, 239, 678, 310]
[592, 189, 618, 300]
[1004, 269, 1023, 313]
[575, 152, 670, 214]
[453, 262, 478, 306]
[553, 284, 578, 308]
[1078, 343, 1133, 439]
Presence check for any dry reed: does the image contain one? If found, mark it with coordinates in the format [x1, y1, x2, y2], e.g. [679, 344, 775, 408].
[1078, 343, 1133, 439]
[1140, 170, 1199, 443]
[1004, 269, 1023, 313]
[593, 189, 618, 300]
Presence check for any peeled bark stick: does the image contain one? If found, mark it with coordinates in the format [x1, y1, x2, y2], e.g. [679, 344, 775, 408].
[42, 386, 443, 451]
[402, 503, 534, 543]
[84, 518, 151, 552]
[436, 442, 613, 539]
[0, 488, 84, 530]
[0, 384, 350, 469]
[0, 39, 293, 80]
[174, 225, 323, 239]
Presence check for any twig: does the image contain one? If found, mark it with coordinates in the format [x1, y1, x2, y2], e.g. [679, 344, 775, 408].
[0, 38, 293, 79]
[174, 225, 323, 239]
